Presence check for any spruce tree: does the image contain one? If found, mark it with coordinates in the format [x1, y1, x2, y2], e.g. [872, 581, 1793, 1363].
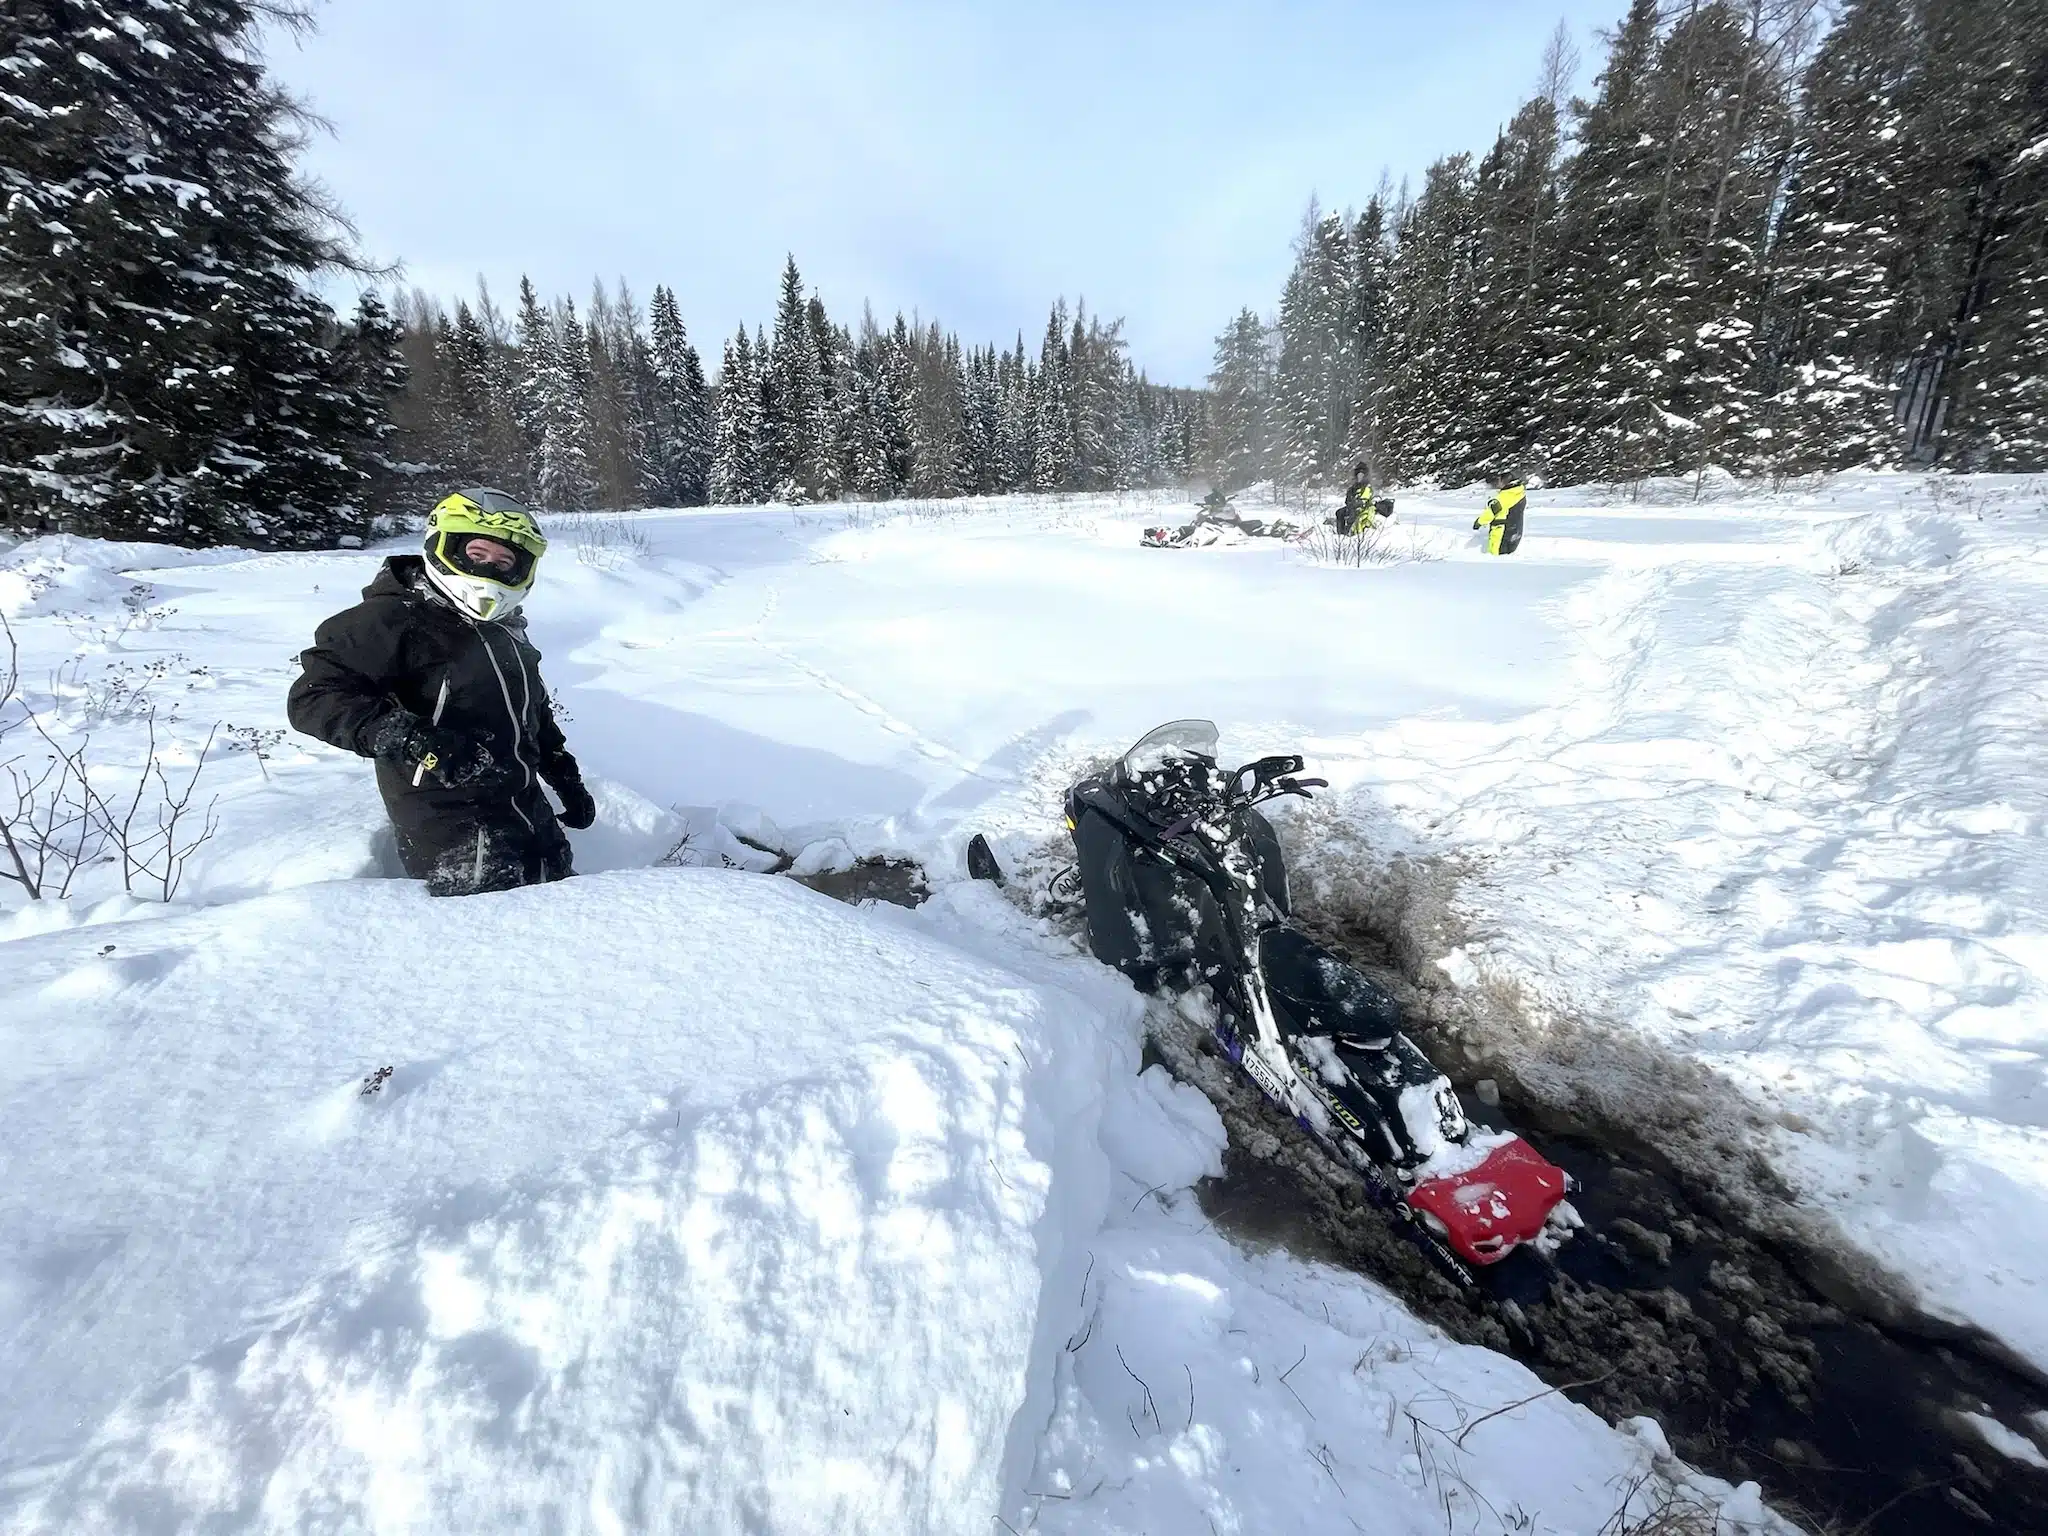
[1205, 309, 1275, 489]
[0, 0, 388, 544]
[1915, 0, 2048, 466]
[764, 256, 827, 499]
[512, 279, 595, 512]
[1760, 0, 1916, 472]
[1030, 304, 1075, 491]
[344, 290, 411, 519]
[1375, 156, 1483, 483]
[1273, 206, 1356, 486]
[448, 297, 527, 497]
[1535, 0, 1668, 481]
[647, 285, 712, 505]
[711, 327, 765, 504]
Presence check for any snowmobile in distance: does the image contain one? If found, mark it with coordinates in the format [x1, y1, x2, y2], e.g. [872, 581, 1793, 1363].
[977, 722, 1576, 1283]
[1143, 492, 1306, 549]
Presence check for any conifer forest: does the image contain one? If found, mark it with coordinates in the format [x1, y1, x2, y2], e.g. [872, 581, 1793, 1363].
[2, 0, 2043, 548]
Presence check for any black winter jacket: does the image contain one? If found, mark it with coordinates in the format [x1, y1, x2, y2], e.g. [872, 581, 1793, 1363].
[287, 557, 576, 845]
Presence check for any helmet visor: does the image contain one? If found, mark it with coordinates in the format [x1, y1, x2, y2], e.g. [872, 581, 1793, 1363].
[431, 532, 536, 590]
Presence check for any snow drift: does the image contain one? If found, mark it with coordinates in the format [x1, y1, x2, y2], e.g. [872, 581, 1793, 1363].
[0, 870, 1135, 1533]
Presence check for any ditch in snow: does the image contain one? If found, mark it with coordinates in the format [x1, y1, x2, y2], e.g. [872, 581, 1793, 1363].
[1182, 910, 2048, 1536]
[803, 852, 2048, 1532]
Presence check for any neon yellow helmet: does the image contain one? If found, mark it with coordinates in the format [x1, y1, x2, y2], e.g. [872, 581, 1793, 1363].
[422, 488, 547, 621]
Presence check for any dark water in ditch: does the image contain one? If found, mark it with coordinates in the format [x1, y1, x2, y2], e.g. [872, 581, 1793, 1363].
[789, 856, 929, 909]
[1198, 1075, 2048, 1536]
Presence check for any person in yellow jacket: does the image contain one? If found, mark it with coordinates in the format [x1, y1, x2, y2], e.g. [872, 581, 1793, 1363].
[1473, 473, 1528, 555]
[1337, 462, 1378, 534]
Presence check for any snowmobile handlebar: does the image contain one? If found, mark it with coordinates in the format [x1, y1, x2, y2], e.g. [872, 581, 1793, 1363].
[1152, 761, 1329, 841]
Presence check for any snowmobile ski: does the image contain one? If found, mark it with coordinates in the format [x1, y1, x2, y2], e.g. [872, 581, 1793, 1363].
[965, 833, 1004, 885]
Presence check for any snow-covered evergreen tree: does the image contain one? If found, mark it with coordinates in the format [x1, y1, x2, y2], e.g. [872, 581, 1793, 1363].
[763, 257, 827, 500]
[1030, 305, 1075, 491]
[1205, 309, 1275, 489]
[1273, 206, 1356, 486]
[512, 279, 595, 512]
[711, 328, 766, 504]
[1914, 0, 2048, 467]
[344, 291, 412, 518]
[647, 285, 712, 505]
[994, 339, 1032, 491]
[1374, 155, 1482, 483]
[0, 0, 389, 544]
[1760, 0, 1916, 472]
[1535, 0, 1672, 482]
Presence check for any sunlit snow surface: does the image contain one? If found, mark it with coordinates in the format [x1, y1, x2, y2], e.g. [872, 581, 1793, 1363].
[7, 474, 2038, 1530]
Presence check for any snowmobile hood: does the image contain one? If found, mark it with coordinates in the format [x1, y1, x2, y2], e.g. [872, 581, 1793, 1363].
[1407, 1136, 1570, 1266]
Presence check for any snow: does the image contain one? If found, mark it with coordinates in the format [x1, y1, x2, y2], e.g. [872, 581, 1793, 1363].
[1328, 476, 2048, 1369]
[1957, 1411, 2048, 1471]
[1, 872, 1128, 1532]
[5, 472, 2043, 1528]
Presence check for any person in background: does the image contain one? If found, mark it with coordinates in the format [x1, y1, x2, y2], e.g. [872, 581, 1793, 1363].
[1473, 472, 1528, 556]
[286, 488, 596, 896]
[1337, 462, 1379, 534]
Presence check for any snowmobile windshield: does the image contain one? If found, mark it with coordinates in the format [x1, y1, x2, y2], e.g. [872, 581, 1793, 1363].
[1118, 720, 1220, 778]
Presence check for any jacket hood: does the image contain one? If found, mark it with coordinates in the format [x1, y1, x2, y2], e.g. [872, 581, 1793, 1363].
[364, 555, 428, 602]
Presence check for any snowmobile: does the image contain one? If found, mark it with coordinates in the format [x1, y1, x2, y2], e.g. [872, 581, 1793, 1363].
[1329, 496, 1397, 535]
[1142, 495, 1306, 549]
[972, 721, 1574, 1284]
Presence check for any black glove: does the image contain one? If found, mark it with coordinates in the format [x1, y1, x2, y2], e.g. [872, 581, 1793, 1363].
[552, 776, 596, 829]
[543, 757, 597, 829]
[366, 712, 498, 790]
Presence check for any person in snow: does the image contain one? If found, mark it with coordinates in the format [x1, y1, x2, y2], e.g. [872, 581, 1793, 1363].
[286, 489, 597, 897]
[1336, 463, 1379, 534]
[1195, 487, 1245, 527]
[1473, 472, 1528, 555]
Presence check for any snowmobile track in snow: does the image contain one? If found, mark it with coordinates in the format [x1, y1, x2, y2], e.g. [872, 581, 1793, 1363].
[1160, 876, 2048, 1536]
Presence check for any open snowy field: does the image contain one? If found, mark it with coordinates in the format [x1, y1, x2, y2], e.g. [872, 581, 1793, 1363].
[4, 473, 2043, 1532]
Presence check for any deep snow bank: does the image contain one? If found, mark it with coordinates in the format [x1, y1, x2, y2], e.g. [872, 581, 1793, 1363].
[0, 869, 1138, 1533]
[1327, 478, 2048, 1372]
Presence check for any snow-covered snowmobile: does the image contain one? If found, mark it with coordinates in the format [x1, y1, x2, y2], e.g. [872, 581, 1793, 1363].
[1021, 722, 1575, 1281]
[1142, 494, 1306, 549]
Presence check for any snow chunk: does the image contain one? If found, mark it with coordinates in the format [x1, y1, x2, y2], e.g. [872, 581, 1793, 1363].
[1957, 1411, 2048, 1470]
[791, 836, 857, 876]
[1434, 946, 1480, 989]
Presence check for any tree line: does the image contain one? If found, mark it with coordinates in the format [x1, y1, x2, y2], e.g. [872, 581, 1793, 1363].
[385, 257, 1203, 517]
[1210, 0, 2048, 490]
[0, 2, 1197, 549]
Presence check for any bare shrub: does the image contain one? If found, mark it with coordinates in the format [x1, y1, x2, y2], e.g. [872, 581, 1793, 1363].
[560, 511, 653, 567]
[1596, 1475, 1725, 1536]
[1299, 522, 1443, 568]
[0, 611, 220, 903]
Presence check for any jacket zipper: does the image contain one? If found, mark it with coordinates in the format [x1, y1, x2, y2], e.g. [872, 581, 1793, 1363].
[477, 626, 537, 833]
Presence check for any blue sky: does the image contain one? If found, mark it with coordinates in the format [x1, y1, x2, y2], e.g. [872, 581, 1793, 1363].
[268, 1, 1621, 386]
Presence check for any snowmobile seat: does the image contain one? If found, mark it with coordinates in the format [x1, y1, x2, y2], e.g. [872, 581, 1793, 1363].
[1260, 925, 1401, 1046]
